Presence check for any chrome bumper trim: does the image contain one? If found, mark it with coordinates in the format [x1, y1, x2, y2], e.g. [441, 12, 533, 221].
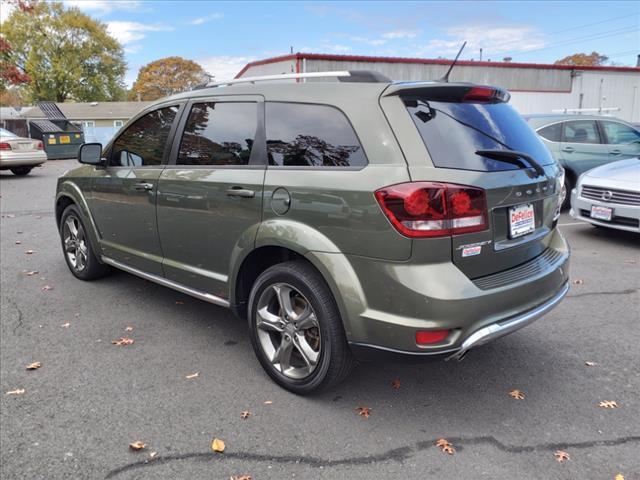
[447, 281, 569, 361]
[101, 256, 230, 308]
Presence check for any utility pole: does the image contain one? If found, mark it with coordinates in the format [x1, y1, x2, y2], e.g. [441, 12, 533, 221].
[479, 48, 483, 62]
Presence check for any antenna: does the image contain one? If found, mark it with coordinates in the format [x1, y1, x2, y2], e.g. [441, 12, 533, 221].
[439, 41, 467, 83]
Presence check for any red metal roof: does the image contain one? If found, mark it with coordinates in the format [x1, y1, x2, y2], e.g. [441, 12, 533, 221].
[235, 52, 640, 78]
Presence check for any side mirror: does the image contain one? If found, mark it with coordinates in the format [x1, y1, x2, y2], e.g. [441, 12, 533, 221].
[78, 143, 104, 165]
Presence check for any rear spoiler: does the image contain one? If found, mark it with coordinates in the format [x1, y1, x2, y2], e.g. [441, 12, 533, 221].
[382, 82, 511, 103]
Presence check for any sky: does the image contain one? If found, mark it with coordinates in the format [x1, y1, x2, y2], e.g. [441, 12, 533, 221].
[3, 1, 639, 86]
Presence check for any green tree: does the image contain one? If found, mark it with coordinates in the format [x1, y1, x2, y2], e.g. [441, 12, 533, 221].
[1, 1, 126, 102]
[554, 52, 609, 66]
[129, 57, 208, 101]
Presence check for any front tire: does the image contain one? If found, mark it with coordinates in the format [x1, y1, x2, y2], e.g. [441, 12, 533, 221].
[11, 167, 33, 176]
[59, 205, 111, 280]
[248, 260, 356, 394]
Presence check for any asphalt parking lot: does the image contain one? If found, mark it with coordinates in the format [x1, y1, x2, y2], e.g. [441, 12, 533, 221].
[1, 160, 639, 480]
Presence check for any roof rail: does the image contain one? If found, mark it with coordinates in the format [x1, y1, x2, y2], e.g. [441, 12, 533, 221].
[204, 70, 390, 88]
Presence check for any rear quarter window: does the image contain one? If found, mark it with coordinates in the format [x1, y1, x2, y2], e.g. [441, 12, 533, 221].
[265, 102, 367, 168]
[404, 98, 556, 172]
[537, 123, 562, 142]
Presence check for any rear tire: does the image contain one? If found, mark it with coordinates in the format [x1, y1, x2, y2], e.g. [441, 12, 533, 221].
[560, 178, 571, 210]
[248, 260, 356, 394]
[10, 167, 32, 176]
[59, 205, 111, 280]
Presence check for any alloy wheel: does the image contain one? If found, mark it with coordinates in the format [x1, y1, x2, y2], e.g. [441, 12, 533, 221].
[255, 283, 322, 380]
[62, 215, 88, 272]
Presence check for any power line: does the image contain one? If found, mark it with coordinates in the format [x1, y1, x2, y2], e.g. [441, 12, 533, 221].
[504, 26, 638, 58]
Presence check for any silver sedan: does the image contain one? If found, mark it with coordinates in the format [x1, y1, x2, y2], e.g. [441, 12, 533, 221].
[570, 157, 640, 233]
[0, 127, 48, 176]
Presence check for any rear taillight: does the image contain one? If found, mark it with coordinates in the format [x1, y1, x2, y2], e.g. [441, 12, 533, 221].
[36, 141, 44, 150]
[462, 86, 510, 103]
[0, 142, 11, 151]
[375, 182, 488, 238]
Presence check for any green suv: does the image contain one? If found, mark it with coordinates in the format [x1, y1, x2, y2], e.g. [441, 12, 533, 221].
[55, 71, 570, 394]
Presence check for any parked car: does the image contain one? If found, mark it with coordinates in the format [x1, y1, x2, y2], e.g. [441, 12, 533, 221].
[524, 114, 640, 208]
[0, 127, 47, 175]
[55, 71, 570, 394]
[570, 157, 640, 232]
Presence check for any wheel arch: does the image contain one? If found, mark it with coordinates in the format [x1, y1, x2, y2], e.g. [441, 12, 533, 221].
[55, 181, 101, 254]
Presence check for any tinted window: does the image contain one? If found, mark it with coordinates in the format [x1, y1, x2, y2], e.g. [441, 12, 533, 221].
[111, 106, 178, 167]
[404, 98, 555, 172]
[538, 123, 562, 142]
[601, 121, 640, 145]
[266, 103, 367, 167]
[177, 102, 257, 166]
[563, 121, 601, 144]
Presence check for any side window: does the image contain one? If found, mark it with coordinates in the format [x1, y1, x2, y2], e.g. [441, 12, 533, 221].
[266, 102, 367, 167]
[601, 121, 640, 145]
[177, 102, 257, 166]
[111, 106, 178, 167]
[537, 123, 562, 142]
[563, 120, 601, 144]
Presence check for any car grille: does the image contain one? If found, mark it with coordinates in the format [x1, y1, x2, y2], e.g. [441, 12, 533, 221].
[473, 248, 565, 290]
[581, 185, 640, 206]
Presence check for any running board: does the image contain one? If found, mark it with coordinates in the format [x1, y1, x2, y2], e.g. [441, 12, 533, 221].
[101, 256, 230, 308]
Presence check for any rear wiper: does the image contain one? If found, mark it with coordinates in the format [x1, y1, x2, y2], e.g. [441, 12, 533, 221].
[476, 149, 546, 178]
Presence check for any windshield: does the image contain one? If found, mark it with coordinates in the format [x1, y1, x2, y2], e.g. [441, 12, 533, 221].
[0, 128, 17, 137]
[403, 98, 556, 172]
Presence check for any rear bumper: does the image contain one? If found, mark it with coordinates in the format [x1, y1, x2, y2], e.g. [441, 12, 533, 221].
[322, 227, 570, 360]
[350, 281, 569, 361]
[0, 151, 47, 168]
[570, 188, 640, 233]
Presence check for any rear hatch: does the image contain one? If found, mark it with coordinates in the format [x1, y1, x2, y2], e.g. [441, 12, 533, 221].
[381, 83, 562, 279]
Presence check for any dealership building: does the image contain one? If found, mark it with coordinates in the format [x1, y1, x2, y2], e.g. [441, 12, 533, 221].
[236, 53, 640, 122]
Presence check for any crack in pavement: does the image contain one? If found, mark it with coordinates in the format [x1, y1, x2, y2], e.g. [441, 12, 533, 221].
[104, 435, 640, 478]
[6, 298, 24, 335]
[567, 288, 638, 299]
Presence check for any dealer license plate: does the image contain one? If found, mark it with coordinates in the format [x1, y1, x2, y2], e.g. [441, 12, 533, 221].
[509, 203, 535, 238]
[591, 205, 613, 221]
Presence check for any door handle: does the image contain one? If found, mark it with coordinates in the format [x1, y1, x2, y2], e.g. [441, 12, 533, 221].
[226, 187, 255, 198]
[133, 182, 154, 191]
[609, 149, 622, 155]
[561, 147, 574, 153]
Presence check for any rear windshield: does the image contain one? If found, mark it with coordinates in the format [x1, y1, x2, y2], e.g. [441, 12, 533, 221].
[403, 98, 556, 172]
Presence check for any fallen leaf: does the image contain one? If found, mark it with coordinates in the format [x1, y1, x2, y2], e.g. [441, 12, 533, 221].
[111, 337, 134, 346]
[598, 400, 619, 409]
[41, 285, 54, 291]
[615, 474, 625, 480]
[129, 441, 146, 451]
[15, 240, 22, 245]
[25, 270, 39, 276]
[6, 388, 25, 395]
[185, 372, 199, 379]
[149, 451, 157, 458]
[175, 300, 184, 305]
[6, 214, 15, 218]
[61, 322, 70, 328]
[74, 313, 80, 318]
[263, 400, 273, 405]
[509, 389, 525, 400]
[572, 279, 584, 285]
[624, 260, 636, 265]
[435, 438, 455, 455]
[26, 362, 42, 370]
[230, 476, 252, 480]
[391, 379, 401, 390]
[125, 326, 134, 332]
[211, 438, 225, 453]
[554, 450, 570, 462]
[356, 406, 371, 418]
[24, 249, 35, 255]
[241, 410, 251, 419]
[585, 361, 597, 366]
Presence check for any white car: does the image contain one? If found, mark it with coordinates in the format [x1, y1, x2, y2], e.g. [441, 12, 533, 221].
[570, 157, 640, 232]
[0, 127, 47, 176]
